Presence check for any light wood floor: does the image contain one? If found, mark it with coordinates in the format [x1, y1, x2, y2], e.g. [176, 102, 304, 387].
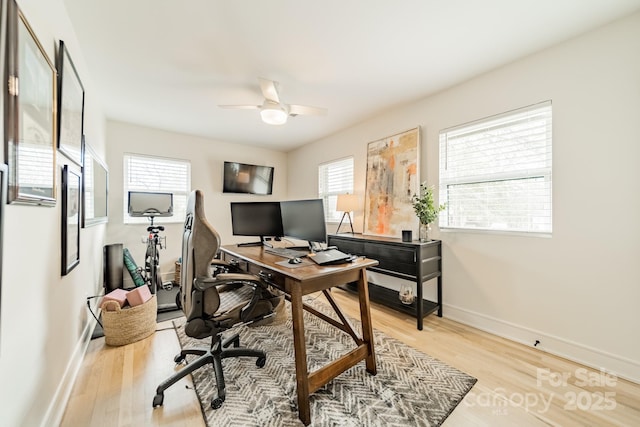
[61, 289, 640, 426]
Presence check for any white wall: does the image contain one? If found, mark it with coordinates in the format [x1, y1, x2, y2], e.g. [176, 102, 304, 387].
[0, 0, 108, 426]
[288, 12, 640, 382]
[105, 121, 288, 287]
[0, 4, 638, 426]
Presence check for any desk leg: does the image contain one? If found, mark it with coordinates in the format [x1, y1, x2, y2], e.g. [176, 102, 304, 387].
[357, 268, 377, 374]
[290, 282, 311, 425]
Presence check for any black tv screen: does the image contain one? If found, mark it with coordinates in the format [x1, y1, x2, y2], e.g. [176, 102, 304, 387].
[223, 161, 274, 195]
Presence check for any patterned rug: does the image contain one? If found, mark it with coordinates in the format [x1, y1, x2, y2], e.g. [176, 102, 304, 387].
[173, 296, 476, 427]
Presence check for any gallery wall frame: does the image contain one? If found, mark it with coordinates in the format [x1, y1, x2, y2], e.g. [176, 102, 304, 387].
[82, 139, 109, 227]
[0, 0, 6, 351]
[364, 127, 420, 238]
[56, 40, 84, 167]
[0, 164, 6, 349]
[61, 164, 81, 275]
[3, 0, 57, 206]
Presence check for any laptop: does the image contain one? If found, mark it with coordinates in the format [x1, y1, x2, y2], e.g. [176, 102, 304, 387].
[308, 249, 352, 265]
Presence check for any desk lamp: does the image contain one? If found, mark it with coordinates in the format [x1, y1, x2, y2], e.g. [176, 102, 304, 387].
[336, 194, 359, 234]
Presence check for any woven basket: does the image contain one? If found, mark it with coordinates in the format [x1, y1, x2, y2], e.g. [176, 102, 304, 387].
[101, 295, 157, 346]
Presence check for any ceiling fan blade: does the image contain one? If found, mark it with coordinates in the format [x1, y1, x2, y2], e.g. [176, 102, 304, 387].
[288, 104, 328, 117]
[258, 78, 280, 103]
[218, 104, 261, 110]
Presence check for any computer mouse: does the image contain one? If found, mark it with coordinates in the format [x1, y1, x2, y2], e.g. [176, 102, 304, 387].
[288, 257, 302, 264]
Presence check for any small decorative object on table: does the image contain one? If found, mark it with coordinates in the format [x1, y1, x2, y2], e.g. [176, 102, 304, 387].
[412, 182, 446, 242]
[399, 284, 415, 305]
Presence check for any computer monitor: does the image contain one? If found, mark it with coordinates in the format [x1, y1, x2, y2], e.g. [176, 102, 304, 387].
[281, 199, 327, 245]
[128, 191, 174, 217]
[230, 201, 284, 246]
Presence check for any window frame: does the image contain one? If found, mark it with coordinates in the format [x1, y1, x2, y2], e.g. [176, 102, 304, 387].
[123, 153, 191, 225]
[318, 156, 354, 224]
[438, 101, 552, 235]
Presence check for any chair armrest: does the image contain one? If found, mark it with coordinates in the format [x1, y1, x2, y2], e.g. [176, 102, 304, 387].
[192, 273, 262, 292]
[210, 259, 229, 267]
[215, 272, 262, 282]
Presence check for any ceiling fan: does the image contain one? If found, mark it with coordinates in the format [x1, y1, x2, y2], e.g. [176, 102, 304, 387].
[219, 78, 327, 125]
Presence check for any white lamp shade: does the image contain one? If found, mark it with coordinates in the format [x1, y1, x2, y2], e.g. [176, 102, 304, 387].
[336, 194, 360, 212]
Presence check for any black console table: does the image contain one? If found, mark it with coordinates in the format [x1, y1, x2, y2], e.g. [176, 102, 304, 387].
[327, 233, 442, 330]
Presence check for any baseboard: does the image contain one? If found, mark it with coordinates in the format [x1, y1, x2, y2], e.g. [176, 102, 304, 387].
[40, 300, 98, 427]
[443, 303, 640, 385]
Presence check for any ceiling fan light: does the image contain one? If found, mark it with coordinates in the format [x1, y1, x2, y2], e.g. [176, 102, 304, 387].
[260, 107, 288, 125]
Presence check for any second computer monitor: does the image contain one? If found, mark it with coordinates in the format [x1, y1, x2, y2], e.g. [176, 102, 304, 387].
[281, 199, 327, 244]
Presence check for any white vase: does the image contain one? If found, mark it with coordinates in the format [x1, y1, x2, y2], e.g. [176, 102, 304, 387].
[419, 223, 431, 242]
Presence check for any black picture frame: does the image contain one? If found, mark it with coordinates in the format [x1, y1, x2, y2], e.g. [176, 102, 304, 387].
[82, 140, 109, 227]
[56, 40, 84, 167]
[61, 165, 81, 275]
[4, 0, 57, 205]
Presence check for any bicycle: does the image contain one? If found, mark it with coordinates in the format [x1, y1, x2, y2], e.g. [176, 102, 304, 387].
[143, 217, 168, 294]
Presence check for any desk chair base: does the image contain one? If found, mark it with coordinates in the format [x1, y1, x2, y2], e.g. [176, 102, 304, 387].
[152, 333, 266, 409]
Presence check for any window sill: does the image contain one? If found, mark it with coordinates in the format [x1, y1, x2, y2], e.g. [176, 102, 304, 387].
[440, 227, 552, 239]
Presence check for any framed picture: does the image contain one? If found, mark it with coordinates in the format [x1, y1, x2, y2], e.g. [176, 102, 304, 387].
[364, 127, 420, 237]
[0, 164, 6, 349]
[82, 140, 109, 227]
[56, 40, 84, 167]
[3, 0, 57, 205]
[61, 165, 81, 275]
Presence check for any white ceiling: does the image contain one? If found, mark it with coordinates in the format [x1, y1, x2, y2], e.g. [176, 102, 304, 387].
[63, 0, 640, 151]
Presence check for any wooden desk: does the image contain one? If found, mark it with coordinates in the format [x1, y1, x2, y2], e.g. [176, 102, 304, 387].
[220, 245, 378, 426]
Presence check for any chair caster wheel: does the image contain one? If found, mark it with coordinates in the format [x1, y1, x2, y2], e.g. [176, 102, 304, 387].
[211, 396, 225, 409]
[174, 354, 186, 364]
[256, 356, 266, 368]
[152, 393, 164, 407]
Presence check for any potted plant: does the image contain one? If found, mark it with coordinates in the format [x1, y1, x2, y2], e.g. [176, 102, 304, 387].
[411, 182, 446, 241]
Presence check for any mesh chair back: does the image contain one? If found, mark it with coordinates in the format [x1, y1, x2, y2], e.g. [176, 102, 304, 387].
[181, 190, 222, 321]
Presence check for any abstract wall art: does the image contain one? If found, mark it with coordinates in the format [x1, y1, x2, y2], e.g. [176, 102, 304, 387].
[364, 127, 420, 237]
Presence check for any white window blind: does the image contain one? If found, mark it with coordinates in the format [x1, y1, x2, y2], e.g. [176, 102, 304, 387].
[318, 157, 354, 223]
[439, 101, 552, 234]
[123, 153, 191, 224]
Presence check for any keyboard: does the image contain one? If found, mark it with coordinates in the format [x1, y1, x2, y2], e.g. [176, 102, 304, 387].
[265, 247, 310, 258]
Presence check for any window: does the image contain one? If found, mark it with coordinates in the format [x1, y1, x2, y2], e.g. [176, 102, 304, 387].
[318, 157, 354, 223]
[439, 101, 552, 234]
[123, 153, 191, 224]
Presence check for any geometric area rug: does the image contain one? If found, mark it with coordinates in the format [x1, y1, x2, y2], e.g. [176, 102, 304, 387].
[173, 296, 477, 427]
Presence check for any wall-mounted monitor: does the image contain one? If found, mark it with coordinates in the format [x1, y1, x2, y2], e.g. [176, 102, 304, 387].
[223, 161, 274, 195]
[128, 191, 174, 217]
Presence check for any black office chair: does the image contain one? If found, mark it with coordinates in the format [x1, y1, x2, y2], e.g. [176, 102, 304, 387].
[153, 190, 282, 409]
